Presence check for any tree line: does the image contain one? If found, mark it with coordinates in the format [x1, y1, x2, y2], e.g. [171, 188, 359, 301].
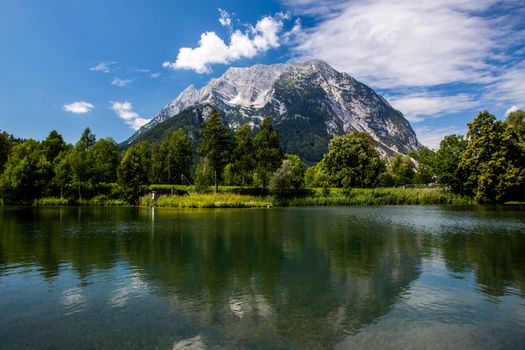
[0, 109, 523, 204]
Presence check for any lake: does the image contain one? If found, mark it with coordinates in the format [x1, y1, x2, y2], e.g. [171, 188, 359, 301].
[1, 206, 524, 349]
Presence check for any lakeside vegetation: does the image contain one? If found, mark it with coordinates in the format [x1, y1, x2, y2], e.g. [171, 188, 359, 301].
[0, 109, 523, 207]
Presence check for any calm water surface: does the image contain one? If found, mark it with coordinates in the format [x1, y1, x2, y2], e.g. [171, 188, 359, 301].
[0, 206, 524, 349]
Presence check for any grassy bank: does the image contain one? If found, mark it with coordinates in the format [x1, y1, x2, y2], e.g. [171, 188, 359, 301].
[25, 187, 472, 208]
[141, 193, 273, 208]
[282, 188, 472, 206]
[33, 196, 128, 206]
[139, 188, 472, 208]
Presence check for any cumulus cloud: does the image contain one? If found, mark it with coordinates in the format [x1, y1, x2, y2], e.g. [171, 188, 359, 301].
[111, 101, 150, 130]
[289, 0, 510, 89]
[163, 13, 294, 73]
[388, 92, 478, 123]
[89, 62, 116, 73]
[414, 125, 465, 149]
[63, 101, 94, 114]
[111, 77, 132, 87]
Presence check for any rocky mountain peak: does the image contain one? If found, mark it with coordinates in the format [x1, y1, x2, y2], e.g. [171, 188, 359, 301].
[127, 60, 419, 161]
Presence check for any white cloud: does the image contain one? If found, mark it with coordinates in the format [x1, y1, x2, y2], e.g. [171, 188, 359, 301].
[150, 72, 161, 78]
[290, 0, 510, 89]
[388, 92, 478, 123]
[219, 8, 232, 27]
[89, 62, 116, 73]
[111, 77, 132, 87]
[163, 14, 291, 73]
[414, 125, 465, 149]
[63, 101, 94, 114]
[485, 61, 525, 108]
[110, 101, 150, 130]
[505, 105, 519, 116]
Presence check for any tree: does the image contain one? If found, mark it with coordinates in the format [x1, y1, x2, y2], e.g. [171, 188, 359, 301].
[151, 129, 193, 185]
[386, 154, 416, 186]
[77, 127, 96, 151]
[434, 135, 467, 192]
[0, 131, 11, 173]
[42, 130, 68, 163]
[67, 128, 97, 199]
[91, 138, 119, 184]
[117, 142, 151, 204]
[269, 160, 296, 196]
[198, 110, 232, 193]
[0, 140, 51, 203]
[507, 109, 525, 141]
[411, 146, 436, 184]
[194, 157, 214, 193]
[284, 154, 305, 189]
[459, 110, 525, 203]
[322, 132, 385, 188]
[53, 151, 73, 199]
[304, 161, 329, 189]
[254, 117, 283, 191]
[224, 124, 255, 186]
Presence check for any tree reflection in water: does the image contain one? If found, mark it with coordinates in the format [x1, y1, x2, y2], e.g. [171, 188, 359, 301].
[0, 206, 524, 348]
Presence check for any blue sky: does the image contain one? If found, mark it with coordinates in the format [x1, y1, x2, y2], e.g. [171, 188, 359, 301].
[0, 0, 523, 148]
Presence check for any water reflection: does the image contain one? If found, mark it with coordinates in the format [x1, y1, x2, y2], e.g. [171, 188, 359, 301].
[0, 206, 524, 348]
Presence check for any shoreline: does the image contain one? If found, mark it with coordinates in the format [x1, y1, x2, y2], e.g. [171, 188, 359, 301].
[6, 188, 479, 208]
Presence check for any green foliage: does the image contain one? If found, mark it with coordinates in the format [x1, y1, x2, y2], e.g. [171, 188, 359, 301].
[322, 132, 385, 188]
[42, 130, 68, 162]
[194, 157, 214, 193]
[198, 109, 233, 192]
[412, 146, 436, 184]
[117, 142, 151, 204]
[77, 127, 96, 151]
[151, 128, 193, 184]
[284, 154, 305, 189]
[0, 131, 11, 173]
[92, 138, 119, 184]
[304, 161, 329, 189]
[269, 160, 296, 196]
[122, 106, 202, 149]
[386, 154, 416, 186]
[434, 135, 467, 191]
[254, 117, 283, 189]
[224, 124, 255, 186]
[459, 110, 525, 203]
[507, 109, 525, 140]
[0, 139, 52, 204]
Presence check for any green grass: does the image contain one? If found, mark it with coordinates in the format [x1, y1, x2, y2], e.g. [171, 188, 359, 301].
[33, 196, 128, 206]
[33, 197, 71, 206]
[141, 193, 273, 208]
[283, 188, 472, 206]
[29, 188, 472, 208]
[140, 188, 471, 208]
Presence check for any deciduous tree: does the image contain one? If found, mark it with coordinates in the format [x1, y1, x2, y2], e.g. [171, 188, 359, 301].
[254, 117, 283, 191]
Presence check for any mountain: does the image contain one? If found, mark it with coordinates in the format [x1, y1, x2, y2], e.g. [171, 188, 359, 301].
[125, 60, 419, 162]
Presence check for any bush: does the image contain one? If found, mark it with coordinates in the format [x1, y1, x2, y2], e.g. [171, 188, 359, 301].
[269, 160, 296, 196]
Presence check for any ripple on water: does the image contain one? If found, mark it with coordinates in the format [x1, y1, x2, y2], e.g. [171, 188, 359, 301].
[60, 287, 87, 316]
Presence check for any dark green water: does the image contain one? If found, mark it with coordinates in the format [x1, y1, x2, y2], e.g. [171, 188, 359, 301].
[1, 206, 524, 349]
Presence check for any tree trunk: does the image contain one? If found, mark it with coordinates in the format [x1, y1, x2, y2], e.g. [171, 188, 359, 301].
[215, 170, 218, 194]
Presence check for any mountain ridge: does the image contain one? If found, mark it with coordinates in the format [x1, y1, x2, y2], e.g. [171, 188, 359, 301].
[126, 60, 419, 162]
